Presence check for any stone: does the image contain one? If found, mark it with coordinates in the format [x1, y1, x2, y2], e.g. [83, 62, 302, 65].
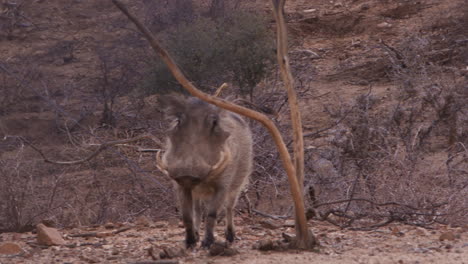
[377, 22, 392, 28]
[209, 242, 239, 256]
[259, 220, 281, 230]
[303, 8, 317, 13]
[162, 246, 185, 258]
[360, 4, 370, 11]
[254, 239, 276, 251]
[135, 215, 152, 227]
[334, 2, 343, 8]
[283, 219, 295, 227]
[96, 231, 113, 238]
[0, 242, 23, 255]
[36, 223, 66, 246]
[41, 219, 56, 227]
[439, 232, 456, 241]
[104, 222, 116, 229]
[148, 246, 164, 260]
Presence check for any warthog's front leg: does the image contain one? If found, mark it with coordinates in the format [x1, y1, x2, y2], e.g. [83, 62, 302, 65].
[178, 187, 199, 248]
[201, 187, 227, 248]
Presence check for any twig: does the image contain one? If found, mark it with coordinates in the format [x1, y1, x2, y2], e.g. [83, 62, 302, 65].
[313, 198, 421, 211]
[348, 217, 396, 231]
[252, 209, 290, 220]
[89, 143, 161, 152]
[234, 98, 278, 116]
[17, 134, 156, 165]
[213, 83, 228, 97]
[69, 226, 132, 238]
[303, 109, 351, 139]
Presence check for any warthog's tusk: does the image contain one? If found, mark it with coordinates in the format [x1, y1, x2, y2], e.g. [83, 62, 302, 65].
[206, 147, 231, 180]
[156, 150, 169, 175]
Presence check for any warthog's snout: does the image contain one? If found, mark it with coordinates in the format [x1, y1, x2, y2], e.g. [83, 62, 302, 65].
[174, 176, 202, 188]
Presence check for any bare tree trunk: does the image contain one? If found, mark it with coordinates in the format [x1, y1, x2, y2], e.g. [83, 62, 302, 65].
[272, 0, 310, 249]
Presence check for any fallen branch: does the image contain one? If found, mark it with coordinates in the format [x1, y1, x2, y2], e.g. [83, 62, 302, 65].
[69, 226, 132, 238]
[252, 209, 290, 220]
[13, 134, 157, 165]
[312, 197, 447, 212]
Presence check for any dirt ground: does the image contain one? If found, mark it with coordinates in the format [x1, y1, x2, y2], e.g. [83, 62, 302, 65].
[0, 219, 467, 264]
[1, 0, 467, 263]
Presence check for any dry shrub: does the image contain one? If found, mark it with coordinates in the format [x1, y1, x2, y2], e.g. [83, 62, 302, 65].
[304, 35, 467, 227]
[0, 134, 175, 231]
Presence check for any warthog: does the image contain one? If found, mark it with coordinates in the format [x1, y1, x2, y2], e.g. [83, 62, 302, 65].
[156, 95, 253, 248]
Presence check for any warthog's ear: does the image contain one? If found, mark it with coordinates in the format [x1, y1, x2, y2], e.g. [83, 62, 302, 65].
[158, 94, 187, 117]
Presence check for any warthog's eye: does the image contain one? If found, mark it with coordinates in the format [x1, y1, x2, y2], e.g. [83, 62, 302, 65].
[208, 114, 218, 131]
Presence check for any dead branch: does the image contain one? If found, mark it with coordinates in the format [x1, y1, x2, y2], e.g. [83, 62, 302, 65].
[313, 198, 454, 230]
[213, 82, 228, 97]
[17, 134, 157, 165]
[89, 143, 161, 152]
[303, 109, 352, 138]
[69, 226, 132, 238]
[271, 0, 310, 247]
[313, 198, 422, 211]
[112, 0, 315, 249]
[348, 218, 396, 231]
[234, 98, 278, 116]
[252, 209, 290, 220]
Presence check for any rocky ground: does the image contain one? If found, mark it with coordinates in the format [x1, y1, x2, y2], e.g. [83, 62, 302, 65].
[0, 218, 467, 264]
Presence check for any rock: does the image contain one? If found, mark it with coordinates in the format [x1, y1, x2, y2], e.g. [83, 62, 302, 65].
[79, 254, 101, 263]
[41, 219, 56, 227]
[148, 246, 164, 260]
[334, 2, 343, 8]
[0, 242, 23, 255]
[259, 220, 281, 230]
[135, 215, 152, 227]
[413, 227, 430, 236]
[96, 231, 113, 238]
[377, 22, 392, 28]
[360, 4, 370, 11]
[130, 261, 179, 264]
[162, 246, 185, 258]
[154, 221, 167, 228]
[104, 222, 116, 229]
[283, 220, 295, 227]
[303, 8, 317, 13]
[36, 223, 66, 246]
[209, 242, 239, 256]
[439, 232, 456, 241]
[254, 239, 275, 251]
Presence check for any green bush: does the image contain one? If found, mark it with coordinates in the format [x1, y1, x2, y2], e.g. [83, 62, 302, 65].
[142, 11, 275, 96]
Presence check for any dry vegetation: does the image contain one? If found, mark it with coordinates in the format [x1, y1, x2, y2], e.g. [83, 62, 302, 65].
[0, 0, 467, 263]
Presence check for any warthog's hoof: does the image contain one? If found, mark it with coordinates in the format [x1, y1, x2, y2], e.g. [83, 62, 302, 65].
[185, 232, 199, 249]
[225, 227, 235, 243]
[201, 236, 215, 248]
